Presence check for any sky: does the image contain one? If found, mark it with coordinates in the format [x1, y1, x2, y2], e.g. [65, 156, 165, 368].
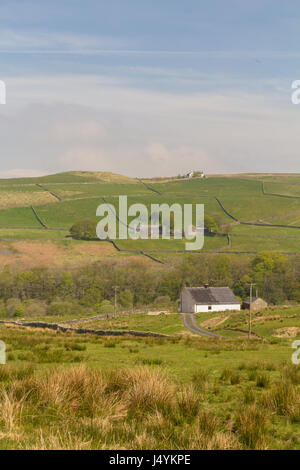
[0, 0, 300, 177]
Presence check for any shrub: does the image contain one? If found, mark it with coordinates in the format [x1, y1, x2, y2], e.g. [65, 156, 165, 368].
[14, 303, 25, 318]
[5, 298, 21, 317]
[153, 296, 171, 307]
[70, 219, 97, 240]
[119, 289, 133, 309]
[23, 299, 47, 317]
[46, 301, 82, 317]
[98, 300, 113, 314]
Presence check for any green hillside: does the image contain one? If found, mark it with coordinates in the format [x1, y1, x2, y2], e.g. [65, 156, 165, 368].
[1, 172, 300, 254]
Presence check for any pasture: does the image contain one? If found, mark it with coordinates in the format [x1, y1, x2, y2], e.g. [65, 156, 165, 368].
[0, 171, 300, 255]
[0, 307, 299, 450]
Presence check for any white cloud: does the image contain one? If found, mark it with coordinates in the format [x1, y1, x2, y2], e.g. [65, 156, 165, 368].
[59, 146, 110, 170]
[0, 75, 300, 177]
[53, 121, 107, 142]
[0, 30, 133, 52]
[145, 143, 170, 162]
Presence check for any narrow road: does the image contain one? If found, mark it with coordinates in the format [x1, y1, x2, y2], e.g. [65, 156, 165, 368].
[182, 313, 226, 338]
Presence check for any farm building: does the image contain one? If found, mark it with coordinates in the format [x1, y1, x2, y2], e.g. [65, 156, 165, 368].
[180, 286, 240, 313]
[242, 297, 268, 312]
[183, 170, 194, 178]
[183, 170, 205, 179]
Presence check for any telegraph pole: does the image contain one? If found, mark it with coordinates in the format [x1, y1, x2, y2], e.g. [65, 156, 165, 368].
[248, 283, 256, 339]
[112, 286, 119, 317]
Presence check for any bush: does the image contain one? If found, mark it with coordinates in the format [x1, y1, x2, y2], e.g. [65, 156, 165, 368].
[204, 215, 219, 234]
[70, 219, 97, 240]
[23, 299, 47, 318]
[98, 300, 113, 314]
[5, 298, 21, 317]
[14, 303, 25, 318]
[154, 296, 171, 307]
[46, 301, 83, 317]
[119, 289, 133, 309]
[0, 301, 6, 318]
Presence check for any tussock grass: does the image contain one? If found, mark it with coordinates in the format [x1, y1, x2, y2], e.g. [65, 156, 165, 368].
[281, 364, 300, 385]
[0, 363, 299, 449]
[263, 380, 299, 420]
[0, 325, 299, 450]
[220, 368, 241, 385]
[243, 387, 256, 404]
[233, 404, 267, 449]
[192, 369, 210, 394]
[256, 373, 270, 388]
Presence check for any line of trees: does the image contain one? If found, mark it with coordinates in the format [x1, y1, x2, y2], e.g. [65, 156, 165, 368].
[0, 251, 300, 318]
[69, 214, 221, 241]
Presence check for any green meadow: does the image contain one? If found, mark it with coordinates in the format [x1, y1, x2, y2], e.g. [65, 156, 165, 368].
[0, 307, 299, 450]
[1, 171, 300, 253]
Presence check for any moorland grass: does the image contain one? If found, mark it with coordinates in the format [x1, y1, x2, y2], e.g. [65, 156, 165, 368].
[0, 359, 299, 450]
[0, 323, 299, 449]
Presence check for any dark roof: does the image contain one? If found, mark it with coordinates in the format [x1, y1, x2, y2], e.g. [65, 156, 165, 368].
[182, 287, 240, 305]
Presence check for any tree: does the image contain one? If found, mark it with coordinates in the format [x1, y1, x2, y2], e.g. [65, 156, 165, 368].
[98, 300, 113, 314]
[46, 301, 84, 316]
[204, 215, 219, 234]
[70, 219, 97, 240]
[58, 272, 75, 298]
[119, 289, 133, 308]
[14, 303, 25, 317]
[251, 252, 287, 276]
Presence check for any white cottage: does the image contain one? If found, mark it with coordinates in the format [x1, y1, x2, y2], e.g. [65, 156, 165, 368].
[180, 286, 240, 313]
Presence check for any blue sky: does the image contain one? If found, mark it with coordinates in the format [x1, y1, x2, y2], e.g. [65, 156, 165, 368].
[0, 1, 300, 177]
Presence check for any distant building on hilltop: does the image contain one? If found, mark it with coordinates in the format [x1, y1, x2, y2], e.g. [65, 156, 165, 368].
[183, 170, 205, 179]
[180, 286, 240, 313]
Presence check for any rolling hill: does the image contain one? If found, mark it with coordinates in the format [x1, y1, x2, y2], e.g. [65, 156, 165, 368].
[1, 171, 300, 256]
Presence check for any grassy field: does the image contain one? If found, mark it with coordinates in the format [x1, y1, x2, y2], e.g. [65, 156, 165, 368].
[0, 313, 299, 450]
[1, 172, 300, 450]
[1, 171, 300, 254]
[54, 306, 300, 340]
[41, 182, 151, 200]
[0, 239, 155, 271]
[0, 171, 136, 185]
[0, 228, 69, 240]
